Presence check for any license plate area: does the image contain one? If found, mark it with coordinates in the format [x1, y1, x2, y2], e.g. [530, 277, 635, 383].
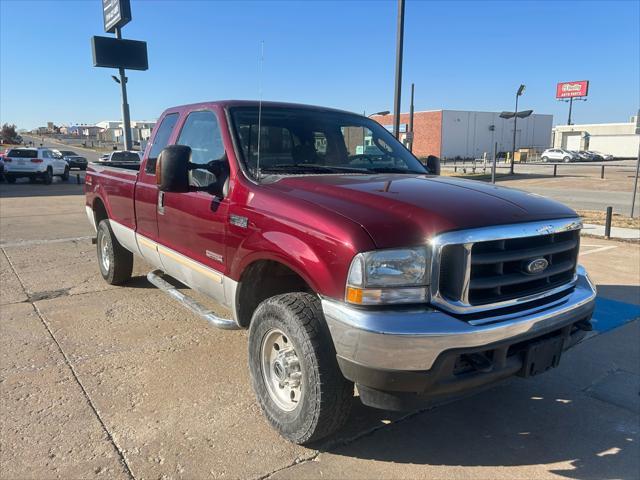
[519, 335, 564, 377]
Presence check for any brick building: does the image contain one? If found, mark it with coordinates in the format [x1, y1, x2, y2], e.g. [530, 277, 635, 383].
[371, 110, 553, 160]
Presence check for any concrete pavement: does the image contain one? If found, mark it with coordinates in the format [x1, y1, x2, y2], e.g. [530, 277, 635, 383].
[1, 183, 638, 479]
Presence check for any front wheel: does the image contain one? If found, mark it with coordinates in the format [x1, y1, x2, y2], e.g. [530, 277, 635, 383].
[61, 166, 69, 181]
[6, 175, 16, 184]
[96, 220, 133, 285]
[248, 293, 353, 445]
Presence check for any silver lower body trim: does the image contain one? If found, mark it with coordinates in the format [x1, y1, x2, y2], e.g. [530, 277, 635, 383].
[322, 267, 596, 371]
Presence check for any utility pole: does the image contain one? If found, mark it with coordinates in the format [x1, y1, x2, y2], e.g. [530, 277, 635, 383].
[115, 27, 132, 151]
[393, 0, 405, 139]
[631, 110, 640, 217]
[408, 83, 415, 151]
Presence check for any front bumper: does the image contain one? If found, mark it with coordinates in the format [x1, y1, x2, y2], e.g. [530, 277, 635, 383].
[322, 267, 596, 409]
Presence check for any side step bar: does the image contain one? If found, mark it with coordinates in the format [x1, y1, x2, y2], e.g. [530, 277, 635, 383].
[147, 270, 240, 330]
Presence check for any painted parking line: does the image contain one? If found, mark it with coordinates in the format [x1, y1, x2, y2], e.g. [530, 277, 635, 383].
[579, 245, 618, 256]
[591, 297, 640, 333]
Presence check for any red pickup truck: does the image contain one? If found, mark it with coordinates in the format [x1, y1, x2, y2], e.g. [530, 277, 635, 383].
[85, 101, 596, 444]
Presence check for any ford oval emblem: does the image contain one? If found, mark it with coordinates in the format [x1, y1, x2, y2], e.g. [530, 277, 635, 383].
[525, 258, 549, 275]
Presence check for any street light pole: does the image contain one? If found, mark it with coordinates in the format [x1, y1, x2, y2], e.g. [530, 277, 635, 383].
[393, 0, 405, 140]
[408, 83, 415, 152]
[115, 27, 132, 151]
[510, 84, 525, 175]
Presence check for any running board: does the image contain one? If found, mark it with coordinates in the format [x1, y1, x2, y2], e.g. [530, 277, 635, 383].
[146, 270, 240, 330]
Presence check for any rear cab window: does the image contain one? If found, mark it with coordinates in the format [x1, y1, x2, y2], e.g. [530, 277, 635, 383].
[111, 151, 140, 162]
[146, 113, 179, 173]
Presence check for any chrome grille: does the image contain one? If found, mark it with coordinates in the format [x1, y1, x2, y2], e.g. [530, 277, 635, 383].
[430, 219, 582, 315]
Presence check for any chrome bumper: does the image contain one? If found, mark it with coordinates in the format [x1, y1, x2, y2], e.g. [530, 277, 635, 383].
[322, 266, 596, 371]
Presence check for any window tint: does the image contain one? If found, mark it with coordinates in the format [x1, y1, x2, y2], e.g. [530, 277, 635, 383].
[146, 113, 179, 173]
[177, 110, 225, 187]
[42, 150, 51, 159]
[7, 149, 37, 158]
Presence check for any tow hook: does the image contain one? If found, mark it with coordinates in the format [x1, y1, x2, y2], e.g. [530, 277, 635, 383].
[463, 353, 494, 373]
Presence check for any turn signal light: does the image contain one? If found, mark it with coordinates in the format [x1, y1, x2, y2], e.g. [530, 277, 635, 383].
[346, 286, 363, 304]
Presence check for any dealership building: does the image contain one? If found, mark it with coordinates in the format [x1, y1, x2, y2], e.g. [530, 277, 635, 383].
[552, 115, 640, 158]
[370, 110, 553, 160]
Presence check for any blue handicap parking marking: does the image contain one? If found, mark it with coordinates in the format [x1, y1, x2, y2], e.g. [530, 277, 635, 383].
[591, 297, 640, 333]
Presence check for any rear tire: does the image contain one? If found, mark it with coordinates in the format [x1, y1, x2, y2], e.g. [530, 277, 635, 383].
[96, 220, 133, 285]
[248, 292, 353, 445]
[6, 175, 16, 184]
[563, 156, 571, 163]
[61, 166, 69, 181]
[541, 156, 548, 162]
[43, 167, 53, 184]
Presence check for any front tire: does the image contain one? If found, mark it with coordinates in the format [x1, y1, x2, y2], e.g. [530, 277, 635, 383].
[248, 293, 353, 445]
[96, 220, 133, 285]
[6, 175, 16, 184]
[61, 166, 69, 181]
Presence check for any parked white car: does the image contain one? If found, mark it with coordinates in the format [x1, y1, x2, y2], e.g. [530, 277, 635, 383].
[3, 148, 70, 184]
[540, 149, 580, 163]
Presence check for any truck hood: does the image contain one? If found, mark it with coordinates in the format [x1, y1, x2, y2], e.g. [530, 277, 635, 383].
[265, 174, 577, 249]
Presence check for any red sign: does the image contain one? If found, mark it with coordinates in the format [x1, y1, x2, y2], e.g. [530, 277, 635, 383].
[556, 81, 589, 99]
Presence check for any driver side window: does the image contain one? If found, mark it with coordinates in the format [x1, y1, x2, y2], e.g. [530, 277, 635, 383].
[177, 110, 226, 187]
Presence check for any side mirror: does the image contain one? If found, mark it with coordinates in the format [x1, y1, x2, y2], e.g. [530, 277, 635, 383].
[426, 155, 441, 175]
[156, 145, 191, 192]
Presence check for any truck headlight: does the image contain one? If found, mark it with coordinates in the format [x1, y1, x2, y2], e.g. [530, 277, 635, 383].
[345, 247, 430, 305]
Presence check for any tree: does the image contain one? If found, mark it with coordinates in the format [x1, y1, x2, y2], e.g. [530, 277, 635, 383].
[1, 123, 19, 143]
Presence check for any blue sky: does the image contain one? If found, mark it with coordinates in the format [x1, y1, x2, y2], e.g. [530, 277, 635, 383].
[1, 0, 638, 129]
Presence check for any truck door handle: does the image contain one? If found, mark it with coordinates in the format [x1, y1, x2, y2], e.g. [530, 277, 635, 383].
[158, 191, 165, 215]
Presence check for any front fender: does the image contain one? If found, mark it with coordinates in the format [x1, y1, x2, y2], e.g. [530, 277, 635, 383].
[229, 231, 346, 297]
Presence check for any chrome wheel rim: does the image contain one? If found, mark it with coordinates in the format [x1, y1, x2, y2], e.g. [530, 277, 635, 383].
[261, 328, 302, 411]
[99, 233, 110, 272]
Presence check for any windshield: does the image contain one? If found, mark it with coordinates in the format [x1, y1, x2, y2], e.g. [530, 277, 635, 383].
[229, 107, 428, 178]
[60, 151, 76, 156]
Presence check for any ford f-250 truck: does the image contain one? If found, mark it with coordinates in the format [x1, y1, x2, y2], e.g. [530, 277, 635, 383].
[85, 101, 596, 444]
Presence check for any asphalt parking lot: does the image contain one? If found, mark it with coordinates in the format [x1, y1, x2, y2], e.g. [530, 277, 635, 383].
[1, 178, 639, 479]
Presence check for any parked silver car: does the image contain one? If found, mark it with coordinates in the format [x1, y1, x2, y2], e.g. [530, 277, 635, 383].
[541, 149, 580, 163]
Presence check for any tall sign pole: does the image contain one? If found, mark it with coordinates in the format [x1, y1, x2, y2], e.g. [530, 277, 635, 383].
[393, 0, 405, 140]
[98, 0, 138, 151]
[115, 27, 132, 150]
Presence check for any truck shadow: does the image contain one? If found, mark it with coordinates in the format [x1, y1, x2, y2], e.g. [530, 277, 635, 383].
[317, 316, 639, 480]
[318, 379, 637, 480]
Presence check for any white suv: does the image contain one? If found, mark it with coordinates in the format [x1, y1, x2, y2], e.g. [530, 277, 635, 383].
[3, 148, 70, 184]
[541, 149, 580, 163]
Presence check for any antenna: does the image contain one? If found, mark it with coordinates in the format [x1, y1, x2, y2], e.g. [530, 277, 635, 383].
[256, 40, 265, 181]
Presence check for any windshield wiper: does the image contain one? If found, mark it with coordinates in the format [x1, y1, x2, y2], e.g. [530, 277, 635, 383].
[363, 167, 415, 174]
[260, 164, 368, 174]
